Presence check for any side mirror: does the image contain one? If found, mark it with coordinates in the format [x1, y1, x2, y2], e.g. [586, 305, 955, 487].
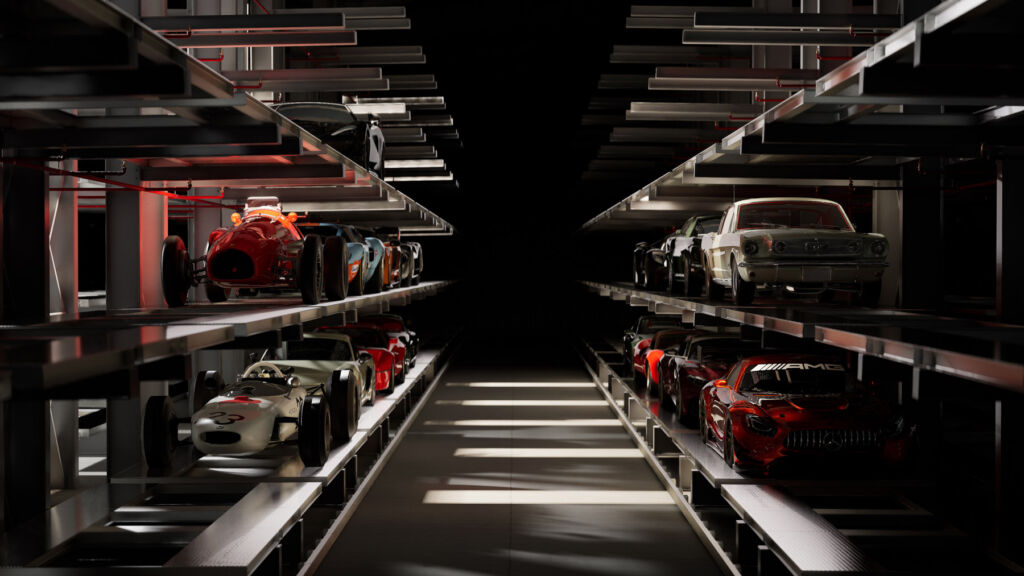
[713, 379, 729, 389]
[359, 351, 373, 362]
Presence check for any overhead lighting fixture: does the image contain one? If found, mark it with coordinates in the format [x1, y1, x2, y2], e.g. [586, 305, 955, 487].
[385, 174, 454, 182]
[343, 103, 407, 115]
[385, 159, 446, 169]
[683, 29, 876, 47]
[454, 448, 643, 458]
[423, 419, 623, 427]
[434, 400, 608, 407]
[423, 490, 675, 505]
[692, 12, 900, 30]
[627, 102, 764, 121]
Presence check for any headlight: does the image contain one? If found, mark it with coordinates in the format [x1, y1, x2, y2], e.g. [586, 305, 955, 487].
[871, 240, 887, 256]
[744, 413, 777, 436]
[772, 241, 786, 254]
[848, 240, 863, 253]
[743, 241, 759, 255]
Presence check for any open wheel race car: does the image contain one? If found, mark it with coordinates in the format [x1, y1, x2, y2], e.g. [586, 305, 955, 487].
[143, 333, 376, 469]
[161, 197, 351, 306]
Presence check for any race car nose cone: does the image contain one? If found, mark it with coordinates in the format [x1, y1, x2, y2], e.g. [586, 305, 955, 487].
[236, 395, 250, 401]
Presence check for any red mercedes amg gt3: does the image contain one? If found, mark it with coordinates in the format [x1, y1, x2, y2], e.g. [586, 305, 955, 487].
[700, 353, 910, 473]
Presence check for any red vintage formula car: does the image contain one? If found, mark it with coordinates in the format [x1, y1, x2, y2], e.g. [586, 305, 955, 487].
[699, 353, 910, 473]
[161, 197, 349, 306]
[315, 326, 406, 392]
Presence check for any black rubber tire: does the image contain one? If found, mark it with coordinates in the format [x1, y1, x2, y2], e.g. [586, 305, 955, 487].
[382, 363, 396, 395]
[673, 386, 685, 425]
[705, 255, 724, 300]
[646, 367, 658, 401]
[298, 396, 331, 467]
[326, 370, 358, 444]
[350, 253, 365, 296]
[724, 418, 736, 468]
[683, 254, 702, 297]
[299, 235, 324, 305]
[731, 259, 755, 306]
[323, 237, 348, 302]
[367, 257, 385, 294]
[858, 281, 882, 307]
[666, 257, 678, 294]
[699, 400, 710, 444]
[143, 396, 177, 469]
[205, 282, 229, 303]
[161, 236, 192, 307]
[397, 356, 407, 385]
[400, 246, 414, 287]
[192, 370, 224, 415]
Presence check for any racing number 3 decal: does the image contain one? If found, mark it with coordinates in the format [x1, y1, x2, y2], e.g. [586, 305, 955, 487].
[209, 411, 246, 426]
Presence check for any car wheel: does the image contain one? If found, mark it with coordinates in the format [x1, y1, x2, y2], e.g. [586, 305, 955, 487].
[350, 256, 365, 296]
[326, 370, 358, 444]
[367, 258, 385, 294]
[143, 396, 177, 469]
[299, 235, 324, 304]
[161, 236, 192, 307]
[192, 370, 224, 415]
[666, 257, 677, 294]
[384, 364, 396, 395]
[204, 282, 229, 303]
[324, 236, 348, 302]
[298, 396, 331, 467]
[724, 418, 737, 468]
[633, 368, 644, 392]
[858, 280, 882, 307]
[699, 400, 710, 444]
[646, 368, 657, 400]
[400, 246, 414, 287]
[705, 255, 724, 300]
[683, 254, 701, 297]
[731, 258, 755, 306]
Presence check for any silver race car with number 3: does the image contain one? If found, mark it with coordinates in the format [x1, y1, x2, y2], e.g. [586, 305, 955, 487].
[144, 333, 376, 469]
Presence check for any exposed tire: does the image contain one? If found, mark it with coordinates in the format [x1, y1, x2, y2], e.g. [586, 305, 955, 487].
[205, 282, 229, 303]
[731, 258, 755, 306]
[683, 254, 701, 297]
[192, 370, 224, 415]
[400, 246, 414, 287]
[143, 396, 177, 469]
[325, 370, 358, 444]
[666, 257, 678, 294]
[298, 396, 331, 467]
[299, 234, 324, 305]
[705, 255, 724, 300]
[161, 236, 192, 307]
[646, 367, 658, 401]
[350, 253, 365, 296]
[367, 257, 385, 294]
[383, 364, 396, 395]
[858, 281, 882, 307]
[724, 418, 736, 468]
[324, 237, 348, 302]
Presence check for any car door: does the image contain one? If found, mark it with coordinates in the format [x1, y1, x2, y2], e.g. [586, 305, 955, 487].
[707, 207, 735, 280]
[708, 362, 741, 443]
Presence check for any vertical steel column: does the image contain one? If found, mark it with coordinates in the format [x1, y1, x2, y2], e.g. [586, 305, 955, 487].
[3, 400, 49, 530]
[0, 163, 50, 325]
[47, 160, 78, 317]
[994, 397, 1022, 556]
[872, 188, 900, 306]
[996, 160, 1023, 323]
[105, 161, 168, 310]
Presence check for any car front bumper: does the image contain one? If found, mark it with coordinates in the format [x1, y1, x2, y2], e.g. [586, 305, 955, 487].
[737, 260, 887, 285]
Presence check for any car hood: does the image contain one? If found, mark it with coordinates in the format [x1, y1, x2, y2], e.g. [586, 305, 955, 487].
[739, 228, 882, 242]
[748, 394, 888, 423]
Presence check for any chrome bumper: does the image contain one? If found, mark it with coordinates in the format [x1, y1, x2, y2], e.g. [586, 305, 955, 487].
[738, 260, 887, 284]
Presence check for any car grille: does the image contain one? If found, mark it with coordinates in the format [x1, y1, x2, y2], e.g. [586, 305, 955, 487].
[202, 431, 241, 445]
[784, 429, 878, 451]
[778, 239, 862, 256]
[208, 249, 255, 280]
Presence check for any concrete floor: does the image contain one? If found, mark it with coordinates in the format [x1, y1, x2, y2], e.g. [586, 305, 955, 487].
[316, 356, 723, 576]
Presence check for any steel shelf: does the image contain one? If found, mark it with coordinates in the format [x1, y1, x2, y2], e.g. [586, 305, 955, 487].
[0, 281, 454, 399]
[581, 280, 1024, 392]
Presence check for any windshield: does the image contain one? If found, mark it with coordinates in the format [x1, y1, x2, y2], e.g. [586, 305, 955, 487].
[640, 317, 684, 332]
[739, 362, 853, 395]
[737, 202, 852, 231]
[286, 339, 352, 361]
[652, 332, 689, 350]
[694, 217, 721, 235]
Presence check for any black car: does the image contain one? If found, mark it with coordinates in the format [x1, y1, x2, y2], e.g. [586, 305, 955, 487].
[275, 102, 386, 177]
[632, 214, 722, 295]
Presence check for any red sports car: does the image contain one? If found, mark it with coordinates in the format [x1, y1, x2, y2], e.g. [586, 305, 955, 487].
[658, 335, 761, 426]
[351, 314, 419, 371]
[640, 329, 706, 396]
[622, 315, 687, 386]
[315, 326, 406, 392]
[699, 353, 910, 473]
[161, 197, 349, 306]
